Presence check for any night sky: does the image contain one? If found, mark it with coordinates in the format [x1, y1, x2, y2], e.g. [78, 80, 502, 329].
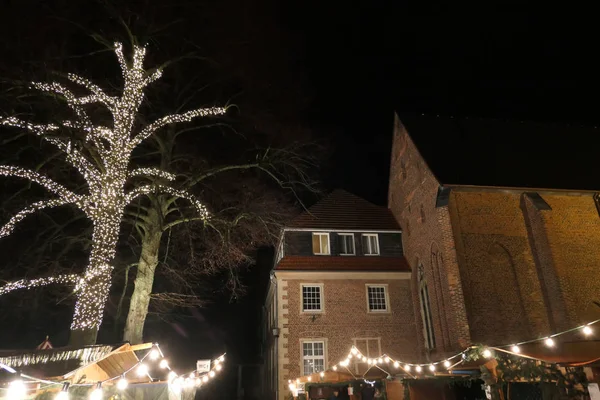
[0, 2, 599, 399]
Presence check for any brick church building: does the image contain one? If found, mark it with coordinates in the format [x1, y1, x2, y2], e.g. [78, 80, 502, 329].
[262, 113, 600, 400]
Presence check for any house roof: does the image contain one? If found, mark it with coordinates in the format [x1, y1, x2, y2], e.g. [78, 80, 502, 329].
[276, 256, 410, 272]
[398, 113, 600, 190]
[287, 189, 400, 231]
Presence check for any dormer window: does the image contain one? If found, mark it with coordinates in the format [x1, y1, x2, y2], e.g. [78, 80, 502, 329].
[312, 232, 330, 255]
[361, 234, 379, 255]
[338, 233, 355, 255]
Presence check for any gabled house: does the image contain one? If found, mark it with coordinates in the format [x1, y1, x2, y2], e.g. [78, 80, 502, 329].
[263, 190, 415, 400]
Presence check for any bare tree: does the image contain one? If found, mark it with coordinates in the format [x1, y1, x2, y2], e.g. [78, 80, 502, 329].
[0, 41, 225, 345]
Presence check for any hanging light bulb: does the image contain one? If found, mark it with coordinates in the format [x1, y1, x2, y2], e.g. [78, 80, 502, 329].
[209, 371, 215, 378]
[351, 347, 358, 355]
[429, 365, 436, 372]
[482, 349, 492, 358]
[89, 383, 102, 400]
[332, 366, 338, 371]
[393, 361, 400, 368]
[170, 378, 182, 394]
[415, 366, 422, 373]
[404, 365, 411, 371]
[117, 377, 128, 391]
[444, 360, 451, 368]
[55, 383, 70, 400]
[136, 364, 148, 377]
[168, 371, 177, 383]
[545, 338, 555, 347]
[319, 372, 325, 378]
[583, 325, 593, 336]
[307, 376, 312, 382]
[511, 345, 521, 354]
[377, 358, 383, 364]
[384, 357, 390, 363]
[362, 356, 367, 361]
[8, 378, 26, 399]
[149, 349, 160, 360]
[159, 359, 169, 369]
[216, 364, 222, 371]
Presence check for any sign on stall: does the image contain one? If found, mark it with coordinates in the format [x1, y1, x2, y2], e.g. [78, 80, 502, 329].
[196, 359, 211, 373]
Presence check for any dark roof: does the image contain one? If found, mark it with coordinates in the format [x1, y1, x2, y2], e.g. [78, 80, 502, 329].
[398, 113, 600, 190]
[288, 189, 400, 230]
[276, 256, 410, 272]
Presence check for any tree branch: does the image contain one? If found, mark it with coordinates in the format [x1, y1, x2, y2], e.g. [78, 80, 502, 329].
[0, 198, 78, 238]
[128, 168, 176, 181]
[0, 274, 80, 296]
[0, 165, 82, 203]
[125, 184, 209, 218]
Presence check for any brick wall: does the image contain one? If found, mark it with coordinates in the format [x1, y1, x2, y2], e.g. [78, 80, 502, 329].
[276, 275, 416, 400]
[388, 114, 471, 354]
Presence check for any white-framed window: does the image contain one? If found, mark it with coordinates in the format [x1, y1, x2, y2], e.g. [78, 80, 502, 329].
[353, 337, 381, 373]
[312, 232, 330, 255]
[366, 284, 389, 312]
[361, 234, 380, 255]
[338, 233, 355, 255]
[301, 340, 326, 375]
[301, 284, 323, 312]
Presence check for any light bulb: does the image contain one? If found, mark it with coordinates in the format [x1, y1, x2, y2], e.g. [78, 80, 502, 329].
[545, 338, 555, 347]
[429, 365, 436, 372]
[216, 364, 222, 371]
[189, 372, 195, 379]
[583, 326, 593, 336]
[351, 348, 358, 355]
[202, 376, 209, 383]
[332, 366, 338, 371]
[136, 364, 148, 377]
[444, 360, 451, 368]
[393, 361, 399, 368]
[307, 377, 312, 382]
[56, 391, 69, 400]
[159, 359, 169, 369]
[320, 372, 324, 377]
[149, 349, 159, 360]
[511, 345, 521, 354]
[482, 349, 492, 358]
[415, 366, 422, 373]
[377, 358, 383, 364]
[8, 379, 26, 399]
[404, 365, 411, 371]
[117, 378, 128, 390]
[209, 371, 215, 377]
[384, 357, 390, 363]
[168, 371, 177, 382]
[89, 387, 102, 400]
[362, 356, 367, 361]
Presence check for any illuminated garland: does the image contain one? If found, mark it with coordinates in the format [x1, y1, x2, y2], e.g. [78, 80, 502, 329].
[0, 343, 226, 400]
[0, 42, 226, 334]
[288, 319, 600, 388]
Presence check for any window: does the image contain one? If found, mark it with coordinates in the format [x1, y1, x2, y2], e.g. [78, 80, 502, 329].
[312, 233, 330, 255]
[302, 285, 323, 312]
[366, 285, 389, 312]
[302, 341, 325, 375]
[353, 338, 381, 373]
[338, 233, 355, 255]
[361, 234, 379, 255]
[418, 264, 436, 349]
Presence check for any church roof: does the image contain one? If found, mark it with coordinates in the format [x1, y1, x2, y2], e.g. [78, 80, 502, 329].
[287, 189, 400, 231]
[398, 113, 600, 190]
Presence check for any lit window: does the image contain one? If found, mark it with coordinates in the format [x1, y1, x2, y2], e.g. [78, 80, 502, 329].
[302, 285, 323, 312]
[366, 285, 388, 312]
[361, 234, 379, 255]
[338, 233, 355, 255]
[302, 341, 325, 376]
[312, 233, 330, 255]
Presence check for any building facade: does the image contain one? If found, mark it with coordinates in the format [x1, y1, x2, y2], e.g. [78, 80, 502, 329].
[263, 190, 417, 400]
[388, 113, 600, 356]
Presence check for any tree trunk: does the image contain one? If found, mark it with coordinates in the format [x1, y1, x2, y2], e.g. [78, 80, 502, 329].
[123, 222, 162, 344]
[69, 213, 121, 346]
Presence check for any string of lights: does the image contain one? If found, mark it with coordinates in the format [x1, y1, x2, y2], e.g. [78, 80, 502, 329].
[0, 41, 226, 336]
[0, 343, 226, 399]
[288, 318, 600, 386]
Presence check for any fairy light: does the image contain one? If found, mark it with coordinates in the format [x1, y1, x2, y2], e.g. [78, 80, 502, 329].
[384, 356, 390, 363]
[415, 366, 422, 373]
[319, 372, 324, 378]
[0, 42, 225, 335]
[168, 371, 177, 383]
[511, 345, 521, 354]
[482, 349, 492, 358]
[8, 378, 26, 399]
[89, 383, 102, 400]
[583, 325, 593, 336]
[332, 366, 337, 371]
[117, 378, 128, 390]
[404, 365, 411, 371]
[149, 349, 160, 360]
[393, 361, 399, 368]
[444, 360, 451, 368]
[209, 371, 215, 378]
[160, 359, 169, 369]
[216, 364, 222, 371]
[202, 376, 208, 383]
[429, 364, 436, 372]
[136, 364, 148, 377]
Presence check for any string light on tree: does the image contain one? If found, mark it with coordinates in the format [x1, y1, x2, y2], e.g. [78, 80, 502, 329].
[0, 42, 225, 342]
